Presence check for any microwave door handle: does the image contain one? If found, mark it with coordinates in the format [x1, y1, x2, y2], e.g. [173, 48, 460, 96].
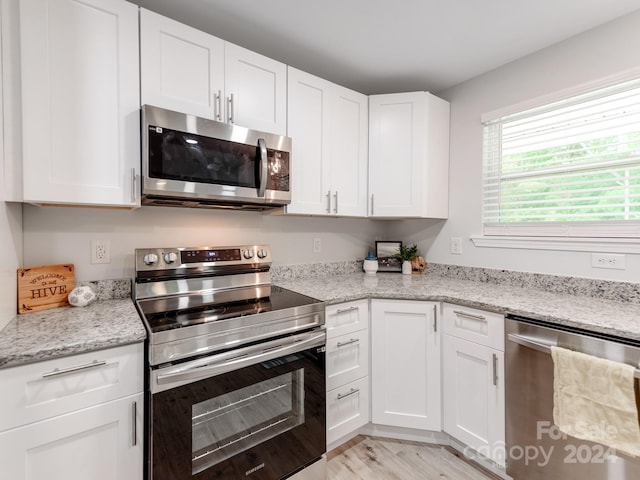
[257, 138, 268, 197]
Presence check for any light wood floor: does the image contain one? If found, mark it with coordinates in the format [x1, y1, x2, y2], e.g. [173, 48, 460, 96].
[327, 435, 498, 480]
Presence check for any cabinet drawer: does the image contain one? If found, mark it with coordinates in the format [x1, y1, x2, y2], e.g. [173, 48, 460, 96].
[327, 376, 370, 445]
[326, 329, 369, 391]
[325, 299, 369, 338]
[442, 303, 504, 351]
[0, 343, 143, 432]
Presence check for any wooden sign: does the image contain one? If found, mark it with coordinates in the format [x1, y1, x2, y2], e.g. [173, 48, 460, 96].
[17, 264, 75, 314]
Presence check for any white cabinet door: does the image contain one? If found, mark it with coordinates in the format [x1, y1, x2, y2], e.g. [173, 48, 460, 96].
[328, 85, 368, 216]
[0, 392, 143, 480]
[370, 299, 441, 431]
[20, 0, 140, 207]
[368, 92, 449, 218]
[443, 334, 505, 466]
[140, 8, 224, 120]
[286, 67, 331, 215]
[225, 42, 287, 135]
[326, 328, 369, 391]
[286, 67, 367, 216]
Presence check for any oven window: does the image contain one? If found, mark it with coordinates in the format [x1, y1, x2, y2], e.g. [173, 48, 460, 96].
[191, 369, 304, 475]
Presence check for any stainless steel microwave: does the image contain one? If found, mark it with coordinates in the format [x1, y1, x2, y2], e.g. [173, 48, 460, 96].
[141, 105, 291, 210]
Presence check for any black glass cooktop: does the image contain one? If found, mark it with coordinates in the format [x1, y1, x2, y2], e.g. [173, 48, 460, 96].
[138, 285, 321, 334]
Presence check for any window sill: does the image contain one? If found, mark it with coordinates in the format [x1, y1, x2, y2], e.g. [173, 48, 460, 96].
[470, 235, 640, 254]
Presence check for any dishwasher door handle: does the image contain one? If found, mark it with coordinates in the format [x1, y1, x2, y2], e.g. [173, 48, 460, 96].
[507, 332, 640, 379]
[507, 333, 553, 354]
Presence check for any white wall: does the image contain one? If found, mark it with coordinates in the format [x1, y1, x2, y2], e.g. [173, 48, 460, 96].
[22, 205, 386, 281]
[393, 10, 640, 282]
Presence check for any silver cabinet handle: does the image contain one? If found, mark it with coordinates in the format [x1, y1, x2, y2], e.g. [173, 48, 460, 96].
[131, 168, 137, 203]
[326, 190, 331, 213]
[336, 306, 358, 314]
[337, 388, 360, 400]
[228, 93, 234, 123]
[215, 89, 222, 121]
[370, 194, 374, 215]
[492, 353, 498, 386]
[42, 360, 107, 379]
[333, 191, 338, 214]
[433, 304, 438, 333]
[453, 310, 486, 321]
[257, 138, 267, 197]
[131, 401, 137, 446]
[337, 338, 359, 348]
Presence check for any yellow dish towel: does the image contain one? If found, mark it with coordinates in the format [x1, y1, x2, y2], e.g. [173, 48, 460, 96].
[551, 345, 640, 457]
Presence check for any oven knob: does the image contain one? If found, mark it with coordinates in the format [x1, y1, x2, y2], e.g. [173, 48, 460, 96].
[143, 253, 159, 266]
[243, 249, 255, 259]
[257, 249, 268, 259]
[164, 252, 178, 264]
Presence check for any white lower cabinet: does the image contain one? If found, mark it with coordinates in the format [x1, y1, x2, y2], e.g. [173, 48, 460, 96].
[442, 304, 505, 467]
[0, 392, 143, 480]
[0, 343, 144, 480]
[370, 299, 441, 431]
[325, 300, 370, 445]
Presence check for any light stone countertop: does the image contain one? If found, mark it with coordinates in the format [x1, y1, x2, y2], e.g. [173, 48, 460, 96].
[0, 299, 146, 369]
[275, 272, 640, 343]
[2, 271, 639, 370]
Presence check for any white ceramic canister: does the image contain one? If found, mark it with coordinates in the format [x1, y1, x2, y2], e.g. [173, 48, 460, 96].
[363, 252, 379, 275]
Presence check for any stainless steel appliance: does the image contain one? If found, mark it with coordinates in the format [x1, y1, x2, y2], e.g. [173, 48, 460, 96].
[141, 105, 291, 210]
[133, 245, 326, 480]
[506, 316, 640, 479]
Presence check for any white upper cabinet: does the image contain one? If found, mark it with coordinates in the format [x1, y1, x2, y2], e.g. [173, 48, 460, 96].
[140, 8, 224, 121]
[140, 9, 287, 135]
[19, 0, 140, 207]
[368, 92, 450, 218]
[225, 43, 287, 135]
[286, 67, 368, 216]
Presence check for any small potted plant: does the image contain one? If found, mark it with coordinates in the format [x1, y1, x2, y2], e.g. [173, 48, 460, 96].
[394, 244, 418, 275]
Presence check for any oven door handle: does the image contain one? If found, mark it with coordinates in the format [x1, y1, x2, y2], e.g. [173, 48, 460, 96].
[153, 330, 325, 392]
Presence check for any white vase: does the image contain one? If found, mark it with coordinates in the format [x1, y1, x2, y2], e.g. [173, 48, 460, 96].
[363, 259, 379, 275]
[402, 260, 412, 275]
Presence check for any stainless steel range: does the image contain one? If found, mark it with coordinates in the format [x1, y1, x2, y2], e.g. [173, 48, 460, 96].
[133, 245, 327, 480]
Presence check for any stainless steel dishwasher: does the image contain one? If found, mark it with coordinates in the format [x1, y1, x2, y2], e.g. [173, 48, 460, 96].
[505, 316, 640, 480]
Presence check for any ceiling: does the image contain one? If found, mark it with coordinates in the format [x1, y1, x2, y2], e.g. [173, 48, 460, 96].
[132, 0, 640, 95]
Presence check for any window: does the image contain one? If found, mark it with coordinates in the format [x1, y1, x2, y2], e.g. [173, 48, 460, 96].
[482, 77, 640, 238]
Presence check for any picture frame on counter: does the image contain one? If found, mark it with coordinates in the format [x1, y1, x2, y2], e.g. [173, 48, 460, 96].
[375, 241, 402, 272]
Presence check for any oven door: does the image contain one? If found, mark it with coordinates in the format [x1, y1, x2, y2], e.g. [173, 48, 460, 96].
[148, 330, 326, 480]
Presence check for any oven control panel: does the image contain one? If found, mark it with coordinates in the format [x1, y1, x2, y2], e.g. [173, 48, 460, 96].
[135, 245, 271, 272]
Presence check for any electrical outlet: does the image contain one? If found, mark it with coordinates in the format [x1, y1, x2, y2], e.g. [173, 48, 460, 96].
[313, 238, 321, 253]
[591, 253, 625, 270]
[450, 237, 462, 255]
[91, 240, 110, 264]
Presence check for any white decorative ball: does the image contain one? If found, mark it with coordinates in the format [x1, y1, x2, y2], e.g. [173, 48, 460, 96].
[68, 286, 96, 307]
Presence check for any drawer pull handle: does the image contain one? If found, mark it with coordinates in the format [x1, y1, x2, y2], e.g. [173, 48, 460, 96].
[42, 360, 107, 379]
[336, 306, 358, 314]
[453, 310, 486, 321]
[337, 388, 360, 400]
[337, 338, 359, 348]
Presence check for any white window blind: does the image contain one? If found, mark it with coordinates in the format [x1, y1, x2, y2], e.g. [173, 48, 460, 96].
[482, 77, 640, 237]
